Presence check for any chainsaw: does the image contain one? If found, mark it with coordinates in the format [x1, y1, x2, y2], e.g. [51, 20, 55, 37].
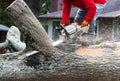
[53, 24, 89, 46]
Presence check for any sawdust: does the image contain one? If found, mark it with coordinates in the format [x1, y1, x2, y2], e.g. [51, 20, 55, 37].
[75, 47, 104, 57]
[114, 49, 120, 56]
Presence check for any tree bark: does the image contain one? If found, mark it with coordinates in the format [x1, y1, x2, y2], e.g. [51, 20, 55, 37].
[6, 0, 54, 56]
[1, 44, 120, 81]
[1, 0, 120, 81]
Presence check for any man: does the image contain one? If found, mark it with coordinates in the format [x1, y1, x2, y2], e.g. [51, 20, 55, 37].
[61, 0, 106, 35]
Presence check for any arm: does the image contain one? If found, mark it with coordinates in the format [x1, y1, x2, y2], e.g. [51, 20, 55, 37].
[82, 0, 96, 23]
[61, 0, 72, 25]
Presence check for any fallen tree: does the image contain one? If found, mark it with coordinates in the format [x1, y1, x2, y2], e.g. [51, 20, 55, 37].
[1, 0, 120, 81]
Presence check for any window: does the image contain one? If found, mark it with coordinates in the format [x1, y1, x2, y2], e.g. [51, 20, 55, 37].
[52, 21, 60, 41]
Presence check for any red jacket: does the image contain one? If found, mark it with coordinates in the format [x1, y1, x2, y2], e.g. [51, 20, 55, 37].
[62, 0, 106, 25]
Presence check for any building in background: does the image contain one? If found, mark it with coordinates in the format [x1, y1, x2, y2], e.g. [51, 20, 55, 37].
[39, 8, 77, 41]
[39, 0, 120, 41]
[38, 0, 63, 41]
[50, 0, 63, 12]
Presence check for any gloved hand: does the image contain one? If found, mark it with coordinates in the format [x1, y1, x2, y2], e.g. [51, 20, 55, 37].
[81, 20, 89, 27]
[61, 24, 66, 27]
[71, 22, 79, 27]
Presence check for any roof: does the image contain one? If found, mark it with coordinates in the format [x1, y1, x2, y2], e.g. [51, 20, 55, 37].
[102, 0, 120, 13]
[99, 10, 120, 18]
[39, 0, 120, 19]
[38, 8, 77, 19]
[0, 24, 9, 31]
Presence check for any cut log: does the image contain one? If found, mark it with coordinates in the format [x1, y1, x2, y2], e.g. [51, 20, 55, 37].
[6, 0, 54, 56]
[1, 43, 120, 81]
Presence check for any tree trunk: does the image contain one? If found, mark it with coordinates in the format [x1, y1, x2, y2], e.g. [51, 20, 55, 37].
[1, 0, 120, 81]
[1, 43, 120, 81]
[6, 0, 54, 56]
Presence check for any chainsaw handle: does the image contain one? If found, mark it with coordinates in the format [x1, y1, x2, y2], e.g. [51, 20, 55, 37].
[56, 24, 63, 35]
[56, 24, 70, 39]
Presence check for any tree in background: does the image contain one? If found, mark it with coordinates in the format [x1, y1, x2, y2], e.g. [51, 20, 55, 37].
[0, 0, 50, 26]
[40, 0, 50, 14]
[25, 0, 50, 15]
[0, 0, 14, 26]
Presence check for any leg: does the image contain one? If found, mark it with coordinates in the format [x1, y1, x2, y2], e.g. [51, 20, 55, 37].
[89, 4, 106, 35]
[74, 9, 87, 25]
[73, 9, 87, 43]
[88, 20, 96, 35]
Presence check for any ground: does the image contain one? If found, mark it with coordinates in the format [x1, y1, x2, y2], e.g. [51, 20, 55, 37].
[57, 34, 120, 58]
[76, 41, 120, 57]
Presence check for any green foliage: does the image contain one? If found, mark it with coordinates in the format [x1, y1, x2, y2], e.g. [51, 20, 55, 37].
[40, 0, 50, 14]
[25, 0, 50, 16]
[0, 0, 50, 26]
[0, 0, 14, 26]
[93, 37, 105, 44]
[0, 12, 13, 26]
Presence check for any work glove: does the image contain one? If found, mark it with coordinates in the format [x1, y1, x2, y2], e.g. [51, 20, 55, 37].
[81, 20, 89, 27]
[71, 22, 79, 26]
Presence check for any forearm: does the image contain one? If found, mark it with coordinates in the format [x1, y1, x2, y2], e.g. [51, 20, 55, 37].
[81, 0, 96, 22]
[61, 1, 72, 25]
